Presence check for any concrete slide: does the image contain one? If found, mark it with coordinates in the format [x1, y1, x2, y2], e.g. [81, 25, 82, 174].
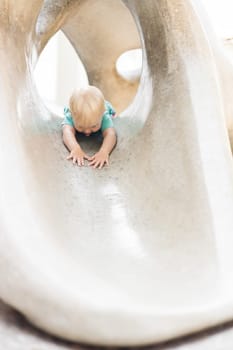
[1, 0, 233, 347]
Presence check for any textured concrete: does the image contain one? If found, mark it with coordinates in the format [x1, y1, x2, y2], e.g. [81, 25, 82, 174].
[1, 0, 233, 347]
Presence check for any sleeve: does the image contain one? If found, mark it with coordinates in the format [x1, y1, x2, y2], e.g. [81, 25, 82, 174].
[101, 113, 114, 132]
[101, 101, 116, 132]
[61, 107, 75, 127]
[105, 101, 116, 118]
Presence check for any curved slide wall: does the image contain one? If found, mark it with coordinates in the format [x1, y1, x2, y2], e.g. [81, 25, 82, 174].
[1, 0, 233, 346]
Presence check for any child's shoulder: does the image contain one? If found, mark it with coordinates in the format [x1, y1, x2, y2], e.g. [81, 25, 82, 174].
[64, 106, 71, 115]
[104, 100, 116, 117]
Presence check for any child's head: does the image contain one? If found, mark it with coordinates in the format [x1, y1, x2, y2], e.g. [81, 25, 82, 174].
[69, 86, 105, 136]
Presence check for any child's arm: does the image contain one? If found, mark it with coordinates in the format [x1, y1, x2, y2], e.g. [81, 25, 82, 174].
[89, 128, 117, 169]
[62, 125, 90, 166]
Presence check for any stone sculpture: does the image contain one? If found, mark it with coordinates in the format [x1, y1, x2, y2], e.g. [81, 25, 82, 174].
[1, 0, 233, 346]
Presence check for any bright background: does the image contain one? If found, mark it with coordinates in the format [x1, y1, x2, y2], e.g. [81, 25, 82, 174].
[33, 1, 233, 110]
[201, 0, 233, 38]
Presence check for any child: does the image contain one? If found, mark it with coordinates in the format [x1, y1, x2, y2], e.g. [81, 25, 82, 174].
[62, 86, 117, 169]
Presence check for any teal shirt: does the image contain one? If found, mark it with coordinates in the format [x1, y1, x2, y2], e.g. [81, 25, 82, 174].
[62, 100, 116, 132]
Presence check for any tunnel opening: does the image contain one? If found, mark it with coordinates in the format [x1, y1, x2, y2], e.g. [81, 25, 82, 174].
[33, 0, 142, 121]
[116, 48, 142, 83]
[33, 30, 89, 117]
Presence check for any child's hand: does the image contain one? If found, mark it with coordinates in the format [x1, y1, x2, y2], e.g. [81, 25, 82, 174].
[88, 150, 109, 169]
[67, 146, 90, 166]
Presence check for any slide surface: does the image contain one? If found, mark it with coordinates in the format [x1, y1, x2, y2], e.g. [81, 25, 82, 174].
[1, 0, 233, 346]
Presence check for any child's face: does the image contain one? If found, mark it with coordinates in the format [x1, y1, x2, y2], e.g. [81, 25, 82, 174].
[73, 113, 102, 136]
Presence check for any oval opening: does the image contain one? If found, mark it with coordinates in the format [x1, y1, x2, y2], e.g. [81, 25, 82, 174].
[116, 49, 142, 82]
[33, 31, 89, 115]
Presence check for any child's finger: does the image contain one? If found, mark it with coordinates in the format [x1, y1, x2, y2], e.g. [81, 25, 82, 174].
[99, 160, 107, 169]
[84, 154, 92, 160]
[93, 161, 100, 168]
[88, 159, 96, 166]
[73, 157, 77, 165]
[79, 157, 85, 166]
[67, 154, 72, 160]
[89, 160, 96, 167]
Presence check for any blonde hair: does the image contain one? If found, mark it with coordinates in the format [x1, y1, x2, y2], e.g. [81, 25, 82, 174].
[69, 86, 105, 128]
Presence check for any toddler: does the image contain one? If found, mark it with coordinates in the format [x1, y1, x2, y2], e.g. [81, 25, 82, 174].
[62, 86, 117, 169]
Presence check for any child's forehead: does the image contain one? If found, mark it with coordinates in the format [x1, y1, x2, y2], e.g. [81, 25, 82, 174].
[75, 105, 104, 119]
[74, 111, 102, 121]
[73, 114, 102, 128]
